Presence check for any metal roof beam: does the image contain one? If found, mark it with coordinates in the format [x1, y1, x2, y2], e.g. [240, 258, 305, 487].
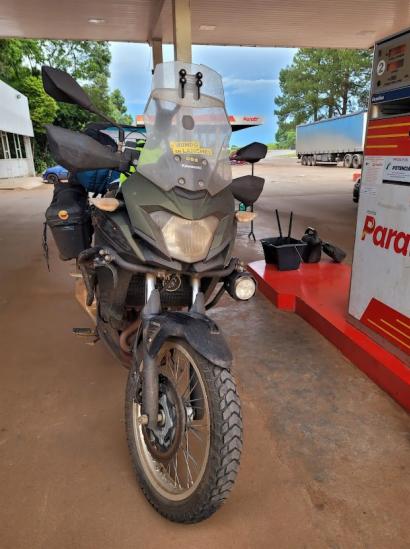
[151, 38, 163, 67]
[149, 0, 167, 40]
[172, 0, 192, 63]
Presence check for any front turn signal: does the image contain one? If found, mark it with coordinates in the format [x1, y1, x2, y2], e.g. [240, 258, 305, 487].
[90, 198, 121, 212]
[235, 211, 257, 223]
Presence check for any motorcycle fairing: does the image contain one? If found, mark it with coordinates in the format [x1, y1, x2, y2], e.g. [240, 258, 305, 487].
[121, 171, 236, 269]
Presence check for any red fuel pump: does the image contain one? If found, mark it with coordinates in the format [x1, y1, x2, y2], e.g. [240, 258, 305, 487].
[349, 29, 410, 363]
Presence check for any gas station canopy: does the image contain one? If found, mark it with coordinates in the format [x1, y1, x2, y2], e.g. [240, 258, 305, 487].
[1, 0, 410, 49]
[133, 114, 263, 132]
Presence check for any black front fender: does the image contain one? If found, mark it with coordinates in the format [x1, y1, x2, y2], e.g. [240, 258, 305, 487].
[145, 312, 232, 369]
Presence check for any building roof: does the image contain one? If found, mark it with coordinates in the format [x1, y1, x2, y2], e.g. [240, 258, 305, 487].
[0, 80, 34, 137]
[1, 0, 409, 49]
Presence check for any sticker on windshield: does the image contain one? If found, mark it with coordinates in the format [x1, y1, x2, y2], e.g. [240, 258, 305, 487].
[170, 141, 213, 156]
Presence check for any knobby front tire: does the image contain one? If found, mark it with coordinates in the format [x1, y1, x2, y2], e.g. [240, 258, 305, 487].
[125, 339, 243, 523]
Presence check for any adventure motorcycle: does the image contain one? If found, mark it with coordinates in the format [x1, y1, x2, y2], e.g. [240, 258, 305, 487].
[42, 62, 265, 523]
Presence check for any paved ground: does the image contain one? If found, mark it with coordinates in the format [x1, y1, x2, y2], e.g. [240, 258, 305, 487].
[0, 176, 44, 190]
[0, 160, 409, 549]
[265, 149, 295, 158]
[233, 157, 358, 264]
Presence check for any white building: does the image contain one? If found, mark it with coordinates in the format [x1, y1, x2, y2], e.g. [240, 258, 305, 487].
[0, 80, 35, 178]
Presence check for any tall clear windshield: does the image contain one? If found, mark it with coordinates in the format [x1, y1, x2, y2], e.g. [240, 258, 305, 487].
[137, 62, 232, 196]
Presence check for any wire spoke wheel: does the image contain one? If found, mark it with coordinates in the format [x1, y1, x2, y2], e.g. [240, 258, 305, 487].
[136, 343, 210, 499]
[125, 338, 243, 523]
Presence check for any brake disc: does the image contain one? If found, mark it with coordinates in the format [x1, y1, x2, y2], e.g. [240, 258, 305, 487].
[143, 376, 185, 462]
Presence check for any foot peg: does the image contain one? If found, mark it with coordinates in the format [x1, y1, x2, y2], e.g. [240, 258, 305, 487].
[72, 327, 99, 345]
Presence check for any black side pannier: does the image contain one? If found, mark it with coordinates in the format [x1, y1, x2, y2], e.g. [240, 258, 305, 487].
[45, 182, 92, 260]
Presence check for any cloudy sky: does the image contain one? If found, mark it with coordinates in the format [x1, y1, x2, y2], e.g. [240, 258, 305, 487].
[109, 43, 296, 146]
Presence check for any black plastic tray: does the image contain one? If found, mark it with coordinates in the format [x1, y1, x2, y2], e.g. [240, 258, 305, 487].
[261, 237, 307, 271]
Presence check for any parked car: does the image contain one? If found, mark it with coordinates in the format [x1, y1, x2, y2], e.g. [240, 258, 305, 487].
[352, 171, 361, 203]
[42, 165, 69, 184]
[229, 150, 247, 165]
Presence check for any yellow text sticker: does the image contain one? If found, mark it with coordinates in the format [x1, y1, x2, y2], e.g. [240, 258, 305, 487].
[170, 141, 213, 156]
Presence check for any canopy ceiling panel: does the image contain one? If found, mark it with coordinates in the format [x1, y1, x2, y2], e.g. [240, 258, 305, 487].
[0, 0, 409, 48]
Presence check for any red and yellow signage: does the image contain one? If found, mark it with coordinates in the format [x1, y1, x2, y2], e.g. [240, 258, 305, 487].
[349, 113, 410, 359]
[361, 299, 410, 355]
[365, 115, 410, 156]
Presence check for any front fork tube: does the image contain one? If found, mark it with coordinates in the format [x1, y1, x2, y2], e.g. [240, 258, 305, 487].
[191, 276, 200, 305]
[141, 273, 203, 430]
[142, 274, 160, 430]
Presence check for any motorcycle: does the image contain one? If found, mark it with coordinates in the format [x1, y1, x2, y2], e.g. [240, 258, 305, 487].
[42, 61, 264, 523]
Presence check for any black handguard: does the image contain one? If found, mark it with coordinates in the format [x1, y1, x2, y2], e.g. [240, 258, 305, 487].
[322, 242, 346, 263]
[119, 147, 139, 172]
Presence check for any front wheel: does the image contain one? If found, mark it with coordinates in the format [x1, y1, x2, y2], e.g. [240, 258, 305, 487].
[46, 173, 59, 184]
[125, 339, 243, 523]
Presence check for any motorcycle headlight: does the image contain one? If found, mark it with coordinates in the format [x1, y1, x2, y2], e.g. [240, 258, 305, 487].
[150, 211, 219, 263]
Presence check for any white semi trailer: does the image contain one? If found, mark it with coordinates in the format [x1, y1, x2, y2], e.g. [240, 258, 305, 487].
[296, 111, 367, 168]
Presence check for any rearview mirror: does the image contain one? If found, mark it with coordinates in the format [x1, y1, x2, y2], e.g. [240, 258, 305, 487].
[42, 66, 125, 144]
[234, 142, 267, 164]
[42, 66, 96, 112]
[230, 175, 265, 206]
[46, 125, 125, 172]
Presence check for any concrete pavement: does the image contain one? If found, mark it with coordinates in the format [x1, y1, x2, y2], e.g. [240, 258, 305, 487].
[0, 176, 43, 190]
[0, 165, 409, 549]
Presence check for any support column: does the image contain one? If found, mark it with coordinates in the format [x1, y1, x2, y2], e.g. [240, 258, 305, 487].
[172, 0, 192, 63]
[24, 136, 35, 176]
[151, 38, 163, 70]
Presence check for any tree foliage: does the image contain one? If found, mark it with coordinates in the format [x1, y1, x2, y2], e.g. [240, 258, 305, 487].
[18, 76, 57, 133]
[0, 39, 133, 171]
[274, 48, 372, 148]
[110, 88, 133, 125]
[0, 40, 43, 86]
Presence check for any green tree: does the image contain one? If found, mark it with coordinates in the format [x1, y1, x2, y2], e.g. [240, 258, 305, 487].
[0, 39, 42, 87]
[40, 40, 111, 82]
[110, 88, 133, 125]
[18, 76, 58, 172]
[38, 41, 129, 129]
[274, 128, 296, 150]
[274, 48, 372, 148]
[19, 76, 57, 134]
[0, 38, 133, 172]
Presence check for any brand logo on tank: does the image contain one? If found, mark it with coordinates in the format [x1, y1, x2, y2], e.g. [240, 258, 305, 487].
[361, 214, 410, 256]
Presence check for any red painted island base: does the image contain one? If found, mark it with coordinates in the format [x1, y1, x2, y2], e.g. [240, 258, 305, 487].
[248, 260, 410, 412]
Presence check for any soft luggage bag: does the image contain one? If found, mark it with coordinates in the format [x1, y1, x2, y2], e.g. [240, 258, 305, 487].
[45, 182, 92, 260]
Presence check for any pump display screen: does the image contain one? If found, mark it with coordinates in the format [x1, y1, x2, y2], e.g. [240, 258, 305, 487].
[387, 59, 404, 72]
[387, 44, 406, 58]
[372, 34, 410, 102]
